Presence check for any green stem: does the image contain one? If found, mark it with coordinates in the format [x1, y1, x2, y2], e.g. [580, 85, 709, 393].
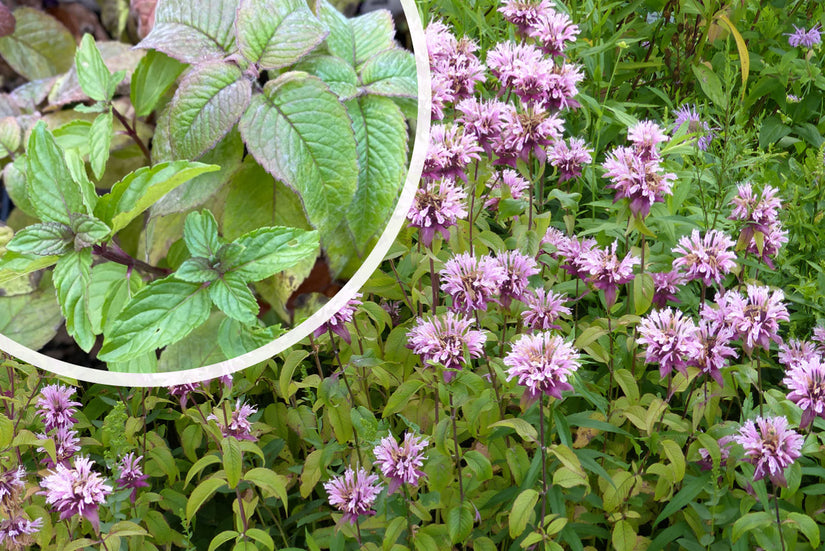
[450, 393, 464, 503]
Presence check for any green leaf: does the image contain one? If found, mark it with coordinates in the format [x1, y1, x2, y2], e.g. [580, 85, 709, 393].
[633, 272, 654, 315]
[53, 249, 95, 352]
[218, 318, 279, 358]
[75, 34, 112, 102]
[344, 95, 407, 256]
[26, 121, 86, 225]
[731, 511, 772, 543]
[787, 512, 820, 547]
[612, 520, 636, 551]
[209, 531, 240, 551]
[383, 379, 425, 417]
[294, 55, 358, 99]
[691, 63, 727, 111]
[653, 474, 709, 527]
[359, 48, 417, 98]
[3, 157, 35, 218]
[224, 226, 319, 282]
[509, 489, 539, 538]
[245, 528, 275, 551]
[157, 312, 226, 371]
[0, 288, 62, 350]
[168, 61, 252, 159]
[0, 252, 58, 288]
[6, 223, 73, 256]
[88, 262, 136, 334]
[0, 7, 76, 80]
[0, 116, 21, 158]
[70, 214, 111, 249]
[63, 149, 99, 215]
[98, 275, 212, 362]
[209, 274, 259, 324]
[236, 0, 328, 69]
[186, 477, 226, 521]
[95, 160, 219, 233]
[89, 111, 113, 181]
[136, 0, 238, 64]
[464, 449, 493, 481]
[184, 210, 221, 258]
[489, 418, 538, 443]
[131, 50, 186, 117]
[278, 349, 309, 399]
[317, 0, 395, 68]
[244, 468, 289, 510]
[239, 71, 358, 241]
[176, 257, 219, 283]
[660, 439, 685, 482]
[221, 436, 243, 489]
[447, 503, 473, 544]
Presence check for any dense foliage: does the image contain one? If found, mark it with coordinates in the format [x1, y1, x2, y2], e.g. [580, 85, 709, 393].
[2, 0, 825, 550]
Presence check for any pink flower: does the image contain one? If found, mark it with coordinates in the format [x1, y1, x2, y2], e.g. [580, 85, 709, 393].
[671, 229, 737, 286]
[602, 146, 675, 218]
[0, 467, 25, 512]
[168, 383, 200, 410]
[581, 242, 639, 309]
[323, 467, 383, 524]
[36, 384, 81, 431]
[786, 24, 822, 48]
[485, 169, 530, 211]
[0, 515, 42, 550]
[727, 284, 789, 354]
[494, 105, 565, 166]
[504, 332, 581, 401]
[637, 308, 703, 379]
[499, 0, 556, 34]
[313, 293, 362, 344]
[528, 8, 581, 57]
[373, 432, 429, 494]
[37, 426, 81, 468]
[408, 179, 468, 247]
[207, 399, 258, 442]
[521, 288, 571, 331]
[555, 234, 599, 280]
[440, 253, 507, 313]
[651, 270, 685, 308]
[778, 339, 820, 370]
[407, 312, 487, 382]
[735, 416, 803, 487]
[426, 21, 486, 102]
[116, 453, 149, 503]
[39, 456, 112, 532]
[492, 250, 540, 307]
[627, 120, 669, 160]
[547, 137, 592, 182]
[457, 98, 510, 156]
[423, 124, 483, 182]
[697, 435, 735, 471]
[672, 104, 714, 150]
[783, 355, 825, 429]
[691, 320, 738, 385]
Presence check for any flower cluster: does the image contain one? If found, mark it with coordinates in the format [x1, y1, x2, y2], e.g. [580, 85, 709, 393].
[671, 229, 737, 287]
[735, 416, 803, 487]
[323, 467, 383, 524]
[407, 179, 468, 247]
[728, 183, 788, 268]
[35, 384, 82, 468]
[39, 456, 112, 532]
[672, 104, 715, 150]
[783, 355, 825, 429]
[602, 120, 676, 217]
[786, 24, 822, 48]
[208, 399, 259, 442]
[504, 332, 581, 401]
[373, 432, 429, 494]
[407, 311, 487, 381]
[313, 292, 363, 344]
[637, 308, 702, 378]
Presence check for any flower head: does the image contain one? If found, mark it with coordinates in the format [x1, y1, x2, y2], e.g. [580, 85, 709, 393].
[440, 253, 507, 313]
[408, 179, 468, 247]
[207, 399, 258, 442]
[116, 453, 149, 503]
[323, 467, 383, 524]
[697, 435, 736, 471]
[373, 432, 429, 494]
[547, 137, 592, 182]
[637, 308, 702, 379]
[521, 288, 571, 331]
[36, 384, 81, 431]
[504, 332, 581, 401]
[426, 22, 486, 102]
[313, 293, 362, 344]
[581, 242, 639, 309]
[494, 105, 565, 166]
[484, 169, 530, 210]
[735, 416, 803, 487]
[627, 120, 669, 160]
[37, 426, 81, 468]
[778, 339, 820, 370]
[783, 355, 825, 429]
[499, 0, 556, 34]
[602, 146, 676, 218]
[0, 467, 25, 514]
[672, 104, 714, 150]
[0, 515, 42, 550]
[407, 312, 487, 382]
[554, 234, 599, 280]
[651, 270, 685, 308]
[492, 250, 540, 307]
[691, 320, 738, 385]
[727, 284, 789, 354]
[457, 98, 510, 156]
[527, 8, 581, 57]
[786, 24, 822, 48]
[168, 383, 199, 410]
[39, 456, 112, 532]
[423, 125, 483, 182]
[671, 229, 737, 286]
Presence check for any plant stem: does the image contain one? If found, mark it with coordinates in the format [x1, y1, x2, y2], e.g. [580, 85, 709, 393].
[449, 393, 464, 503]
[538, 394, 548, 529]
[429, 257, 439, 310]
[328, 327, 365, 466]
[93, 242, 170, 277]
[111, 105, 152, 163]
[773, 490, 786, 551]
[756, 351, 763, 417]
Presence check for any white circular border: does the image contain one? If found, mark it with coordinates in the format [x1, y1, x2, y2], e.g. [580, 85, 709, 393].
[0, 0, 431, 387]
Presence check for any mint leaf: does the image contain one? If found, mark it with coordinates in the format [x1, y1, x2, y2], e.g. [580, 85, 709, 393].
[89, 110, 113, 180]
[183, 210, 221, 258]
[0, 252, 58, 288]
[130, 50, 186, 117]
[0, 287, 62, 350]
[239, 72, 358, 241]
[158, 312, 226, 371]
[317, 0, 394, 68]
[295, 55, 358, 100]
[236, 0, 328, 69]
[345, 95, 408, 256]
[0, 7, 76, 80]
[88, 263, 140, 335]
[6, 223, 73, 256]
[70, 214, 111, 249]
[168, 60, 252, 159]
[136, 0, 239, 64]
[95, 161, 219, 233]
[3, 157, 35, 218]
[209, 273, 259, 324]
[359, 48, 417, 98]
[26, 121, 86, 225]
[98, 276, 212, 362]
[75, 34, 112, 102]
[225, 226, 319, 282]
[53, 249, 95, 352]
[63, 149, 99, 215]
[176, 257, 219, 283]
[217, 317, 281, 358]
